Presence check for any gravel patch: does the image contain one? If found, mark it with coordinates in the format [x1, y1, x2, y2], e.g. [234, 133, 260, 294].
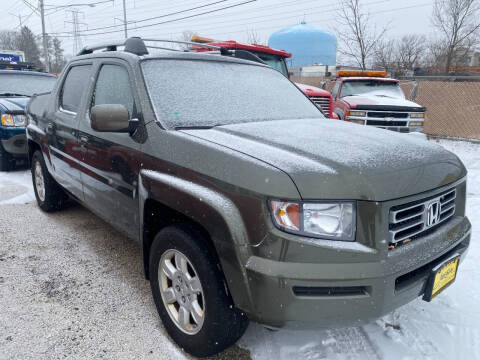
[0, 202, 250, 359]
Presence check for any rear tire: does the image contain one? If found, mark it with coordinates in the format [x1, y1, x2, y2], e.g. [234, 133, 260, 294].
[149, 224, 249, 358]
[31, 150, 68, 212]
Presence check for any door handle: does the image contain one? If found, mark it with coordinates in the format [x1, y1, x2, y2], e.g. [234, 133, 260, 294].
[79, 135, 89, 144]
[46, 123, 54, 134]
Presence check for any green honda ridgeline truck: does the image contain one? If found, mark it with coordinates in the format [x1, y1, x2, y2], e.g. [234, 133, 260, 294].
[26, 38, 472, 357]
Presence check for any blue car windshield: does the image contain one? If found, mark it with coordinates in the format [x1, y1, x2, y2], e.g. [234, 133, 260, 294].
[0, 73, 56, 96]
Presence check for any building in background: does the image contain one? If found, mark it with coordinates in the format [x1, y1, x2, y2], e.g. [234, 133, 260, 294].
[268, 21, 337, 71]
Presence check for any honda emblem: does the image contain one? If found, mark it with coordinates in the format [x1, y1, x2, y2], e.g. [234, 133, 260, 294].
[425, 200, 441, 228]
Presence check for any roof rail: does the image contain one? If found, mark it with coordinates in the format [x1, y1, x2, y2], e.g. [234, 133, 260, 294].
[77, 39, 126, 55]
[77, 37, 231, 56]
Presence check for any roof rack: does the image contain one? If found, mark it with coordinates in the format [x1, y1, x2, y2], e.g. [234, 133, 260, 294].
[77, 37, 230, 56]
[76, 37, 268, 67]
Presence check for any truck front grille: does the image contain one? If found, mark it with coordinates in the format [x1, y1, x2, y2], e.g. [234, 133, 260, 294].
[310, 96, 330, 115]
[389, 188, 456, 245]
[367, 120, 407, 127]
[367, 111, 408, 119]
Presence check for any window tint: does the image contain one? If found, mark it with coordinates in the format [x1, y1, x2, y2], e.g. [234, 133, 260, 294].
[61, 65, 92, 113]
[92, 64, 134, 117]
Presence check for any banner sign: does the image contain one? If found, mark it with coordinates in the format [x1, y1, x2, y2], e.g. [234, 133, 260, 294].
[0, 53, 21, 62]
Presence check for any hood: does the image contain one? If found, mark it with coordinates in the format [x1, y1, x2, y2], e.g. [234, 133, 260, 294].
[0, 97, 29, 112]
[294, 82, 331, 97]
[182, 119, 465, 201]
[342, 94, 422, 109]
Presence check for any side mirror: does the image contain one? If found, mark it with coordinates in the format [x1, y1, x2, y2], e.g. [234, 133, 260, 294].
[91, 104, 130, 132]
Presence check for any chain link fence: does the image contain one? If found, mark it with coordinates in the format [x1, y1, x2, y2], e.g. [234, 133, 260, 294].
[292, 76, 480, 140]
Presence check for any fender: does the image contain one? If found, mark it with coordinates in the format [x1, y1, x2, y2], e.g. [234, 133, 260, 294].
[138, 169, 256, 314]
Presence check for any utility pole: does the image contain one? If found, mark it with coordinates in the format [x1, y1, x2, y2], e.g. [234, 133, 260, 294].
[122, 0, 128, 38]
[39, 0, 50, 72]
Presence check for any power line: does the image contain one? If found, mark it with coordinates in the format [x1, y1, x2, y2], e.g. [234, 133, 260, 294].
[52, 0, 231, 33]
[44, 0, 113, 10]
[51, 0, 257, 37]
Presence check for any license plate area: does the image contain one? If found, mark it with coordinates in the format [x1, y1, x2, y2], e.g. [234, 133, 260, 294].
[423, 253, 460, 302]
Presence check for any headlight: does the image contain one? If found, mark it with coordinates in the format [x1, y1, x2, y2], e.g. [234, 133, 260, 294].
[269, 200, 356, 241]
[409, 121, 423, 127]
[348, 110, 366, 117]
[1, 114, 27, 127]
[410, 113, 424, 118]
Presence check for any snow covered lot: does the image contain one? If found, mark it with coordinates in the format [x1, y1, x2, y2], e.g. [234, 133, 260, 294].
[0, 139, 479, 359]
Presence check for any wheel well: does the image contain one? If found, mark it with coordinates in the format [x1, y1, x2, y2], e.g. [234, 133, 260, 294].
[142, 198, 218, 280]
[28, 140, 41, 164]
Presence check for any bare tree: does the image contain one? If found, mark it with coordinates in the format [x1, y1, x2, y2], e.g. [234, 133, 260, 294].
[177, 30, 198, 49]
[336, 0, 387, 69]
[0, 31, 19, 50]
[246, 29, 265, 45]
[395, 34, 426, 76]
[373, 38, 395, 73]
[432, 0, 480, 72]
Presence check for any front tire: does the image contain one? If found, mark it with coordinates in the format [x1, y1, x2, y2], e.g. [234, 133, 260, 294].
[31, 150, 68, 212]
[149, 225, 249, 358]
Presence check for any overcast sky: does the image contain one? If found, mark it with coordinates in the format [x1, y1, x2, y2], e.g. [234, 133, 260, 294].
[1, 0, 434, 57]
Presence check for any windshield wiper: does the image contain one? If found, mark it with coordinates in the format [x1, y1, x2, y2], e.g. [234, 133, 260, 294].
[0, 92, 29, 97]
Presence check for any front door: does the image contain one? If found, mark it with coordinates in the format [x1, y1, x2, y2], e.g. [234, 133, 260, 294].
[48, 63, 92, 201]
[77, 61, 142, 238]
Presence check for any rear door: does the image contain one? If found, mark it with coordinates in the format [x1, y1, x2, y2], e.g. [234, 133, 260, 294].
[48, 62, 92, 200]
[77, 59, 142, 238]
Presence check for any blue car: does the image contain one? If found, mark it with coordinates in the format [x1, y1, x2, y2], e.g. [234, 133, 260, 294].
[0, 70, 57, 171]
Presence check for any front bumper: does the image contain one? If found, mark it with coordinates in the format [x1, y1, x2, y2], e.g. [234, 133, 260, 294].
[346, 116, 424, 133]
[0, 126, 27, 155]
[244, 216, 470, 328]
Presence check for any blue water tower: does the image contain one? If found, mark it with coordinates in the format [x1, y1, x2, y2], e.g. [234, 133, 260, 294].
[268, 21, 337, 67]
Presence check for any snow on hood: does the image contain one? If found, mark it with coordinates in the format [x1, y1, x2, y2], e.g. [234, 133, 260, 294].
[182, 119, 465, 201]
[0, 97, 29, 112]
[342, 94, 422, 108]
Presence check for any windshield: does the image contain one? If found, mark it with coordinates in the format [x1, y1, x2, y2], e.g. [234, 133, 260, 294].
[340, 80, 404, 98]
[252, 52, 289, 77]
[142, 59, 323, 129]
[0, 73, 56, 96]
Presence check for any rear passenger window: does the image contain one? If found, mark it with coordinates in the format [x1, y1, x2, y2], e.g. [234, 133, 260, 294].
[60, 65, 91, 113]
[91, 64, 134, 117]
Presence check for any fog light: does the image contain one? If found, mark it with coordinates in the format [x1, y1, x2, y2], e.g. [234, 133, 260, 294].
[349, 119, 365, 125]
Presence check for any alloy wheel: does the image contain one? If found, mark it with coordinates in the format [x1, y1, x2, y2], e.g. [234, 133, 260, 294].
[159, 249, 205, 335]
[34, 160, 45, 202]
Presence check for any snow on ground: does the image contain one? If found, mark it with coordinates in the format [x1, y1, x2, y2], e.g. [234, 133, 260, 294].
[0, 166, 35, 205]
[239, 138, 480, 360]
[0, 139, 478, 359]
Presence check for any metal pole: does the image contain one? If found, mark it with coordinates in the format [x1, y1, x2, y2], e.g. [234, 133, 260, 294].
[122, 0, 128, 38]
[39, 0, 50, 72]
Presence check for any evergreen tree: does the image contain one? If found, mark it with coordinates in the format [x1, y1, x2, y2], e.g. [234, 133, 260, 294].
[51, 37, 66, 73]
[16, 26, 42, 69]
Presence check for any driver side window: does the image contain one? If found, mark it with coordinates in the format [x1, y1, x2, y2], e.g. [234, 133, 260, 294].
[91, 64, 135, 117]
[331, 81, 340, 100]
